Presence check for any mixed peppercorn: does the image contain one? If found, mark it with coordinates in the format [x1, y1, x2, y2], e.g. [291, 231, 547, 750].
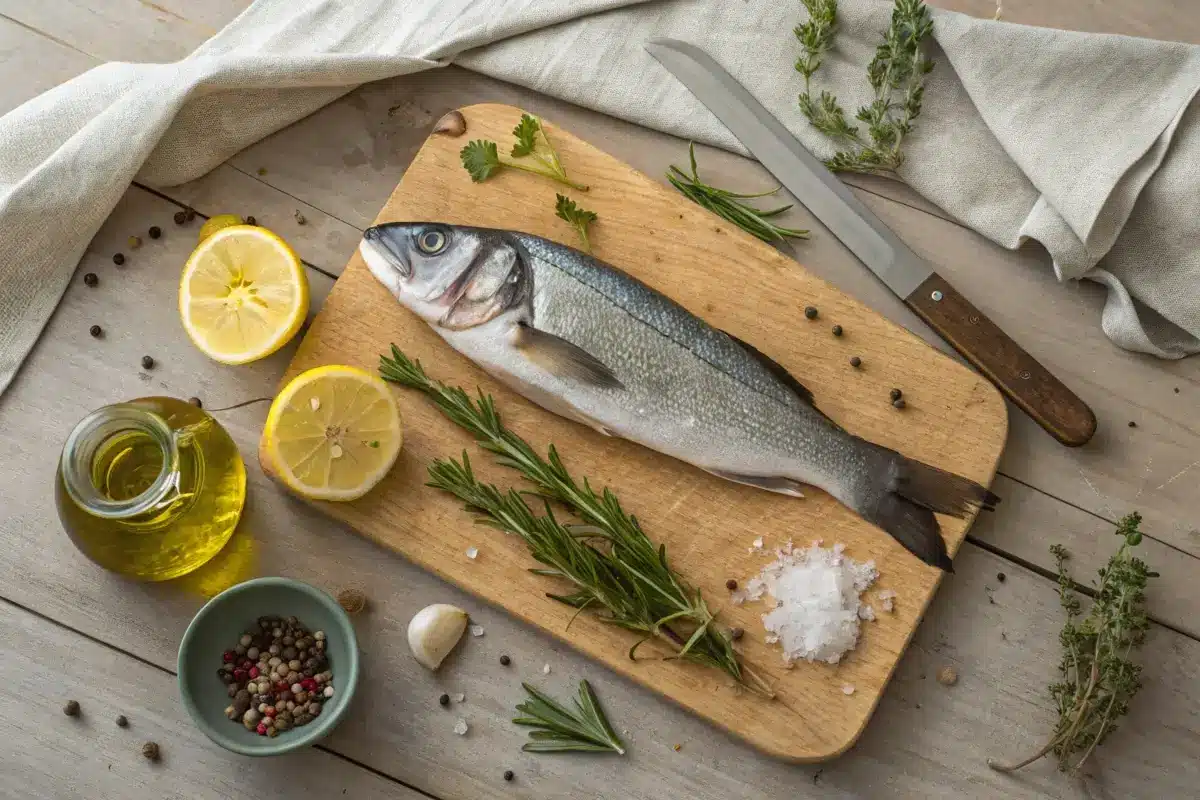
[220, 615, 334, 737]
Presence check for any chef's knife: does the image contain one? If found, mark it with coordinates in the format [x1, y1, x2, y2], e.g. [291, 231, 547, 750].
[646, 38, 1096, 447]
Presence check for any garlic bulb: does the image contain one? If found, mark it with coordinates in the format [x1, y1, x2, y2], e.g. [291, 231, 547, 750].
[407, 603, 469, 670]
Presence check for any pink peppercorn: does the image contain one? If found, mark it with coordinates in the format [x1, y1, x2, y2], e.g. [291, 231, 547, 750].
[233, 669, 247, 683]
[256, 722, 267, 736]
[276, 681, 289, 693]
[264, 707, 276, 718]
[239, 659, 253, 670]
[301, 678, 317, 692]
[223, 651, 235, 663]
[248, 667, 259, 679]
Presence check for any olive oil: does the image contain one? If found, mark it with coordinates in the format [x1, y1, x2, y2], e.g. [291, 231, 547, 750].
[56, 397, 246, 581]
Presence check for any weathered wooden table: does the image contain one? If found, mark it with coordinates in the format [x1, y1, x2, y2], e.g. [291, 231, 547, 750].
[1, 2, 1197, 798]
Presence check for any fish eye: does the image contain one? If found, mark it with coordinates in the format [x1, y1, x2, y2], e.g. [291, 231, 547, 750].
[416, 229, 447, 254]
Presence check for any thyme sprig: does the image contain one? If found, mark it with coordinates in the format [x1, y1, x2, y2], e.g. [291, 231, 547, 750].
[667, 143, 809, 244]
[514, 681, 626, 754]
[795, 0, 934, 175]
[988, 513, 1156, 775]
[379, 346, 773, 697]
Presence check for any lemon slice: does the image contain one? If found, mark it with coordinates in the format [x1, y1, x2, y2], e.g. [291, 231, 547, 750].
[263, 365, 403, 501]
[179, 225, 308, 364]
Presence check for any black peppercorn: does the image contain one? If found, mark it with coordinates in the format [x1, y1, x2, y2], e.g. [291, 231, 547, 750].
[831, 324, 843, 337]
[725, 578, 738, 591]
[188, 396, 202, 408]
[89, 324, 102, 338]
[996, 572, 1006, 583]
[63, 700, 81, 717]
[294, 210, 307, 225]
[1128, 421, 1137, 428]
[116, 715, 129, 728]
[245, 216, 257, 226]
[849, 356, 861, 368]
[141, 355, 154, 370]
[892, 398, 906, 409]
[889, 388, 902, 401]
[1174, 387, 1180, 394]
[148, 226, 161, 239]
[439, 693, 450, 707]
[730, 627, 744, 641]
[499, 654, 511, 666]
[174, 211, 187, 225]
[503, 770, 514, 782]
[803, 306, 818, 320]
[112, 253, 125, 266]
[142, 741, 160, 761]
[83, 272, 98, 287]
[185, 208, 196, 222]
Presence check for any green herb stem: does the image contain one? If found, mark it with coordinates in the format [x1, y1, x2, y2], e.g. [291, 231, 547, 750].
[379, 346, 774, 698]
[667, 144, 810, 244]
[514, 681, 626, 754]
[987, 513, 1155, 775]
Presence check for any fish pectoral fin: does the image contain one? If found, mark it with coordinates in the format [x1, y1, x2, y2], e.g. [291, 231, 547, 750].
[704, 469, 807, 498]
[513, 323, 623, 390]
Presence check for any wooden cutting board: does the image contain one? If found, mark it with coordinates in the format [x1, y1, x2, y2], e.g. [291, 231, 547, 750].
[264, 104, 1007, 761]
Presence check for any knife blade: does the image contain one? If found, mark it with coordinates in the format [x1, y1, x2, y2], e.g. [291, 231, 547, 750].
[645, 38, 1096, 447]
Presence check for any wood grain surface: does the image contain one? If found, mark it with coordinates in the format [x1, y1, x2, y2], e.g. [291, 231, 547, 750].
[264, 104, 1007, 761]
[907, 273, 1097, 446]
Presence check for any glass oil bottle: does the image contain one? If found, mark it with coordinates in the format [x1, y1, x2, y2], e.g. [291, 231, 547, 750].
[55, 396, 246, 581]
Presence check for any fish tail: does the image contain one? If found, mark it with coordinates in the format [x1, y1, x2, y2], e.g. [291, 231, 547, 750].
[852, 440, 999, 572]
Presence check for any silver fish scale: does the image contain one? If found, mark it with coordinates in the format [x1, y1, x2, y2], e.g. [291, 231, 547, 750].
[513, 234, 803, 413]
[524, 254, 860, 496]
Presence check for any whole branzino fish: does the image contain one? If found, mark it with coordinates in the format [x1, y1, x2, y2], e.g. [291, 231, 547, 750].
[360, 223, 996, 570]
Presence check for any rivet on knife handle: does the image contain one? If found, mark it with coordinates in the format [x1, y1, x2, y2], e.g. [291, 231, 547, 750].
[906, 274, 1097, 446]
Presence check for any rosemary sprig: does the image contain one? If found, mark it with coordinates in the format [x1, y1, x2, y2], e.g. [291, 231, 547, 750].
[513, 681, 626, 754]
[460, 113, 588, 190]
[795, 0, 934, 175]
[379, 346, 773, 697]
[667, 143, 809, 244]
[988, 514, 1156, 775]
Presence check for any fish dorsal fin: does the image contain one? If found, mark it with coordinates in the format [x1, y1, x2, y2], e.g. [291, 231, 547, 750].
[721, 330, 814, 406]
[514, 322, 624, 390]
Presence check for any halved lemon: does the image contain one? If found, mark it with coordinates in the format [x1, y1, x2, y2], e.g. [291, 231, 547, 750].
[179, 225, 308, 364]
[262, 365, 403, 501]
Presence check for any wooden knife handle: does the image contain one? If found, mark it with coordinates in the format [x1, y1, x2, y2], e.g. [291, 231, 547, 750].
[905, 273, 1096, 447]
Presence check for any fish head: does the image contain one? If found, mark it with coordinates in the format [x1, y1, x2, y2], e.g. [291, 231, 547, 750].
[360, 223, 530, 329]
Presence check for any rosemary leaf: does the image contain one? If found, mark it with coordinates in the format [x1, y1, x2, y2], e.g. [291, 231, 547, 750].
[378, 346, 774, 697]
[667, 143, 809, 244]
[514, 681, 626, 755]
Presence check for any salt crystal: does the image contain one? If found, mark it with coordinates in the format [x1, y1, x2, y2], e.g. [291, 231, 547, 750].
[465, 546, 479, 560]
[309, 397, 320, 411]
[452, 692, 465, 703]
[877, 589, 897, 613]
[752, 536, 764, 549]
[542, 663, 551, 674]
[736, 542, 877, 664]
[470, 624, 485, 637]
[842, 684, 855, 695]
[453, 719, 469, 736]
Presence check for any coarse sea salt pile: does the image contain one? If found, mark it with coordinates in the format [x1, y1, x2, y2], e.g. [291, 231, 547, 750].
[734, 541, 878, 665]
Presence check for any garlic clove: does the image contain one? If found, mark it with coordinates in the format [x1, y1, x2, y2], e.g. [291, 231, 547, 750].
[407, 603, 469, 671]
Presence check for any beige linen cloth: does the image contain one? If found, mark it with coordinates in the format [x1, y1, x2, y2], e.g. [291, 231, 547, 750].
[2, 0, 1198, 395]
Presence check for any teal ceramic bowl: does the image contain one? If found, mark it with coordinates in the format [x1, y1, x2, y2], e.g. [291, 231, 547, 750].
[177, 577, 359, 756]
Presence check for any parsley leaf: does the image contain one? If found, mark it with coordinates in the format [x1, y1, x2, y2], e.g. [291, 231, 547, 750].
[511, 114, 540, 157]
[460, 140, 503, 183]
[555, 194, 598, 253]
